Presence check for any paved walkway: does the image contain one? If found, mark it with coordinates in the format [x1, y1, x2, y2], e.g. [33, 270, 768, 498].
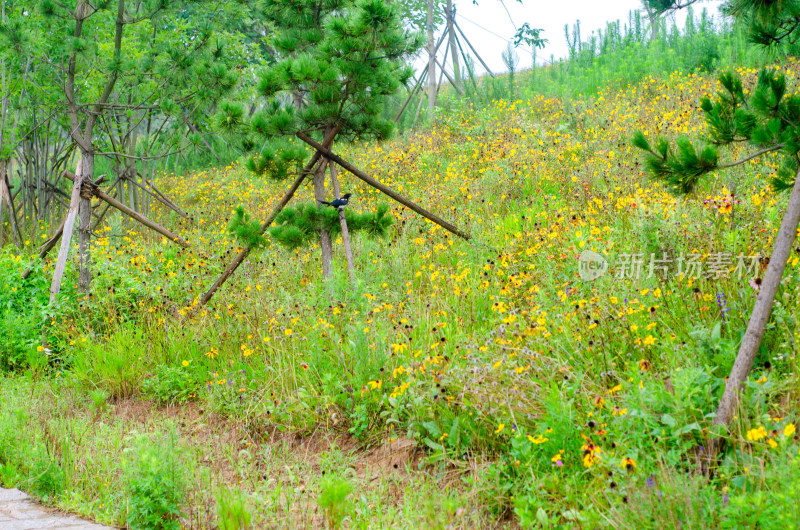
[0, 489, 112, 529]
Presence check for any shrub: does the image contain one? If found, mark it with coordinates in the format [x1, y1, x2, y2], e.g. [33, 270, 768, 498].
[124, 432, 185, 530]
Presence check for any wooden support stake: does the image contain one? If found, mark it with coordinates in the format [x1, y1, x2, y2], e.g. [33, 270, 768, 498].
[195, 125, 342, 309]
[133, 172, 190, 218]
[330, 163, 355, 280]
[49, 160, 84, 304]
[22, 217, 67, 280]
[433, 40, 464, 96]
[454, 21, 496, 78]
[395, 31, 449, 123]
[62, 170, 189, 248]
[297, 132, 471, 241]
[446, 0, 462, 93]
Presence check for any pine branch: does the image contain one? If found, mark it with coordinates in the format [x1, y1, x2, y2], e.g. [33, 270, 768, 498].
[717, 144, 784, 169]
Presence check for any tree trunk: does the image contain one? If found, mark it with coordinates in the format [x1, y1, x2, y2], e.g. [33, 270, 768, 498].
[427, 0, 436, 111]
[195, 125, 341, 309]
[1, 169, 21, 248]
[77, 152, 94, 292]
[330, 163, 355, 280]
[712, 169, 800, 431]
[313, 158, 333, 280]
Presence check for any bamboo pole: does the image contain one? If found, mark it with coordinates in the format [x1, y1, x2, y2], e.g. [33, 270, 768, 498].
[297, 132, 471, 240]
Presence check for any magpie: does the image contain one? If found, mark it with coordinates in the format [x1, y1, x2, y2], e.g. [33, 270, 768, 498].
[318, 193, 352, 209]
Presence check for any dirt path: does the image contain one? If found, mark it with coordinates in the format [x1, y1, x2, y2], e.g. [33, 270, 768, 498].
[0, 488, 112, 529]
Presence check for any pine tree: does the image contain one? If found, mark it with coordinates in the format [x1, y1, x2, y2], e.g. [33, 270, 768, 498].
[221, 0, 420, 279]
[635, 0, 800, 461]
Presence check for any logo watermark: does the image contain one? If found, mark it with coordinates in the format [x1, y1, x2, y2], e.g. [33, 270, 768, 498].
[578, 250, 609, 281]
[578, 251, 762, 282]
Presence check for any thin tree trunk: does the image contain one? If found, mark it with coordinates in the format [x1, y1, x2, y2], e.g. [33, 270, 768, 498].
[427, 0, 436, 111]
[712, 169, 800, 433]
[330, 163, 355, 280]
[313, 156, 333, 280]
[196, 125, 341, 309]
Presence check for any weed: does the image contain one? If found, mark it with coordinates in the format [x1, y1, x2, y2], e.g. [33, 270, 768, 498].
[124, 431, 185, 530]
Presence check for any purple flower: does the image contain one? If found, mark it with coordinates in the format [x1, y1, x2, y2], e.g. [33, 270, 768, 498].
[722, 491, 729, 506]
[716, 293, 730, 322]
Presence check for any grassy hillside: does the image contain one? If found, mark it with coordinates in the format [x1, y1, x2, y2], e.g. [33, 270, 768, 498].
[2, 63, 799, 528]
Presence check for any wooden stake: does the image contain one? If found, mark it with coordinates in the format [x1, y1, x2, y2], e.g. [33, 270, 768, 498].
[707, 166, 800, 461]
[395, 31, 449, 123]
[49, 159, 84, 304]
[446, 0, 462, 93]
[297, 132, 471, 240]
[62, 170, 189, 248]
[434, 54, 464, 96]
[330, 163, 355, 280]
[454, 21, 495, 78]
[195, 125, 342, 309]
[427, 0, 436, 110]
[133, 172, 190, 218]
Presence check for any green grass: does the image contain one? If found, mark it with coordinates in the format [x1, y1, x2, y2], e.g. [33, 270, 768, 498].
[1, 59, 800, 528]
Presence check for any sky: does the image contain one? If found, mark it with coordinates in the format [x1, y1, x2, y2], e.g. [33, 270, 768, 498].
[412, 0, 727, 75]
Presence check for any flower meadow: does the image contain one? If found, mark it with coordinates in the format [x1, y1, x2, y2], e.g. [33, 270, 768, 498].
[2, 65, 800, 528]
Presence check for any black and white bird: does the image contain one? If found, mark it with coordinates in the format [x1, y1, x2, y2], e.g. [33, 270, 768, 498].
[318, 193, 352, 209]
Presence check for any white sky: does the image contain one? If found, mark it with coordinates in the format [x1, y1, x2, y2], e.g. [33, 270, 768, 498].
[413, 0, 727, 75]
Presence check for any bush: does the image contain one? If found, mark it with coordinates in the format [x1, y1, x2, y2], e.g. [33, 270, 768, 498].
[124, 432, 185, 530]
[141, 365, 200, 405]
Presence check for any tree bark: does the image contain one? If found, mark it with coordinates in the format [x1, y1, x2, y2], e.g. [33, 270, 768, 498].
[713, 169, 800, 430]
[313, 157, 334, 280]
[77, 153, 93, 292]
[330, 163, 355, 280]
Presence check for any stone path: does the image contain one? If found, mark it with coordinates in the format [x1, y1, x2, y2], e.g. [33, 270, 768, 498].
[0, 489, 112, 529]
